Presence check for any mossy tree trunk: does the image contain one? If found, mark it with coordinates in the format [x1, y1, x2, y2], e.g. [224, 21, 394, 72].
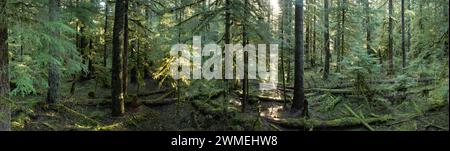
[111, 0, 126, 116]
[47, 0, 61, 104]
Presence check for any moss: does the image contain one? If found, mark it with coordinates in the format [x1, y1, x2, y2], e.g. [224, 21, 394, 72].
[272, 115, 394, 129]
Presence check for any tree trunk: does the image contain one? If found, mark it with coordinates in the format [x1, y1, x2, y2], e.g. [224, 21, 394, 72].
[338, 0, 345, 72]
[312, 0, 316, 67]
[122, 0, 129, 99]
[103, 0, 109, 67]
[323, 0, 330, 80]
[0, 0, 8, 96]
[242, 0, 249, 112]
[401, 0, 406, 69]
[365, 0, 371, 54]
[388, 0, 394, 75]
[310, 0, 316, 67]
[292, 0, 307, 117]
[224, 0, 231, 98]
[0, 0, 11, 131]
[111, 0, 126, 116]
[280, 0, 287, 107]
[47, 0, 61, 104]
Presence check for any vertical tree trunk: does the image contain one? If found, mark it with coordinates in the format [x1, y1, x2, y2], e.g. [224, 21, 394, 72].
[47, 0, 61, 104]
[388, 0, 394, 75]
[401, 0, 406, 69]
[0, 0, 8, 96]
[312, 0, 316, 67]
[122, 0, 129, 99]
[111, 0, 126, 116]
[224, 0, 231, 97]
[0, 0, 11, 131]
[103, 0, 109, 67]
[365, 0, 371, 54]
[339, 0, 345, 71]
[242, 0, 249, 112]
[310, 0, 315, 67]
[407, 0, 411, 56]
[323, 0, 330, 79]
[292, 0, 307, 117]
[280, 0, 287, 108]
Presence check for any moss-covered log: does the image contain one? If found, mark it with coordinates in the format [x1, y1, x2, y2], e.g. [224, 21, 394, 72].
[264, 115, 394, 130]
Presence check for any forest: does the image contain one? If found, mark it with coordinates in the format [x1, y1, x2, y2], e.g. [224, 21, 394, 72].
[0, 0, 448, 131]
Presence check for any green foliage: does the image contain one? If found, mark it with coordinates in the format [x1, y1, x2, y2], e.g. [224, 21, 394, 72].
[342, 49, 381, 96]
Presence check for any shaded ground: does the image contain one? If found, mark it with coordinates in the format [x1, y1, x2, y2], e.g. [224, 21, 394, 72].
[8, 71, 449, 131]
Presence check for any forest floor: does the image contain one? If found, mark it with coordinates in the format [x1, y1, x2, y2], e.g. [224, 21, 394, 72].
[8, 70, 449, 131]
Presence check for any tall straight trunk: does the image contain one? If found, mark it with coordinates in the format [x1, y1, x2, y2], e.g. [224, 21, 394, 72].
[388, 0, 394, 75]
[111, 0, 126, 116]
[323, 0, 330, 79]
[103, 0, 109, 67]
[224, 0, 231, 97]
[312, 0, 316, 67]
[401, 0, 406, 69]
[365, 0, 371, 54]
[122, 0, 129, 98]
[407, 0, 411, 55]
[305, 3, 310, 68]
[47, 0, 61, 104]
[310, 0, 315, 67]
[292, 0, 307, 116]
[242, 0, 248, 112]
[0, 0, 11, 131]
[280, 0, 287, 107]
[0, 0, 8, 96]
[339, 0, 345, 71]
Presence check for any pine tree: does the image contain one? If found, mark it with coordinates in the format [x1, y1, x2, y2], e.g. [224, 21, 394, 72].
[47, 0, 61, 104]
[292, 0, 307, 117]
[0, 0, 8, 96]
[111, 0, 126, 116]
[323, 0, 330, 79]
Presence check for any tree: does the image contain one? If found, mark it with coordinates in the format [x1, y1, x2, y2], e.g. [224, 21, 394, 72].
[0, 0, 8, 96]
[122, 0, 129, 98]
[103, 0, 109, 67]
[111, 0, 126, 116]
[401, 0, 406, 69]
[47, 0, 61, 104]
[323, 0, 330, 79]
[0, 0, 10, 131]
[388, 0, 394, 75]
[242, 0, 249, 112]
[292, 0, 307, 117]
[365, 0, 371, 54]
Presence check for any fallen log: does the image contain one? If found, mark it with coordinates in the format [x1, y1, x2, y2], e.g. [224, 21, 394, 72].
[96, 106, 157, 131]
[140, 90, 176, 107]
[138, 89, 169, 97]
[49, 104, 101, 126]
[103, 89, 170, 99]
[264, 115, 394, 130]
[284, 77, 436, 90]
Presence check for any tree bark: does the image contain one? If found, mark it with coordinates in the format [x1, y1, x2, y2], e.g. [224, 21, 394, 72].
[224, 0, 231, 97]
[0, 0, 11, 131]
[401, 0, 406, 69]
[292, 0, 307, 117]
[365, 0, 371, 54]
[47, 0, 61, 104]
[122, 0, 129, 99]
[0, 0, 9, 96]
[242, 0, 249, 113]
[103, 0, 109, 67]
[323, 0, 330, 80]
[388, 0, 394, 75]
[111, 0, 126, 116]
